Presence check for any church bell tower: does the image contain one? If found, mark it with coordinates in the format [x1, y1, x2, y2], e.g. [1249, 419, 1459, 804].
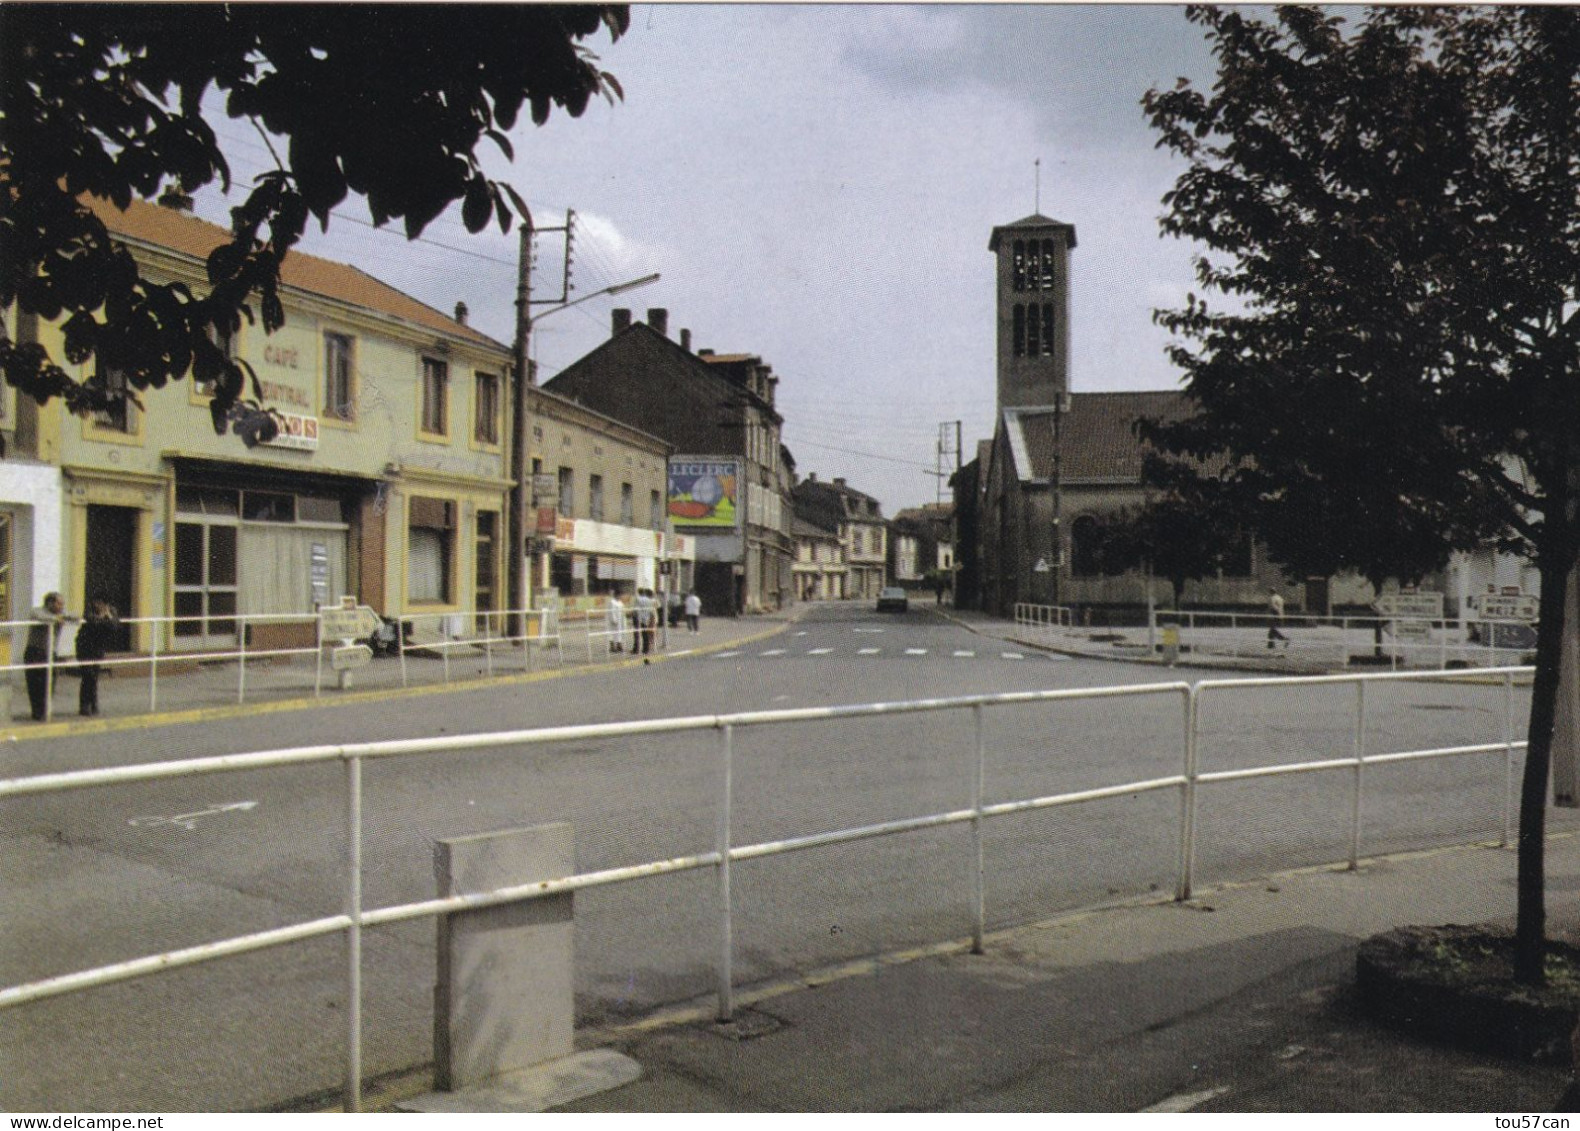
[989, 214, 1076, 410]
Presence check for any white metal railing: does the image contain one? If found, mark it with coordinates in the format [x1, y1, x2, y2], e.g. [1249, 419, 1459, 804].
[1007, 602, 1538, 671]
[1, 604, 571, 720]
[0, 666, 1530, 1111]
[1013, 602, 1074, 635]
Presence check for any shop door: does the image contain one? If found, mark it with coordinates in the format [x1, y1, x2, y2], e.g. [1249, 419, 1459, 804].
[173, 520, 238, 650]
[85, 505, 136, 652]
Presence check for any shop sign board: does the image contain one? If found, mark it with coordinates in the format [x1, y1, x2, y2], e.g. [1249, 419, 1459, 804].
[261, 411, 320, 451]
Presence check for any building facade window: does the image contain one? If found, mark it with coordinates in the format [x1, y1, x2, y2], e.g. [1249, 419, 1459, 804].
[650, 489, 662, 530]
[474, 371, 500, 445]
[589, 474, 604, 522]
[421, 357, 449, 436]
[407, 496, 454, 603]
[92, 366, 132, 433]
[558, 467, 575, 516]
[475, 510, 498, 623]
[620, 482, 634, 526]
[324, 332, 355, 421]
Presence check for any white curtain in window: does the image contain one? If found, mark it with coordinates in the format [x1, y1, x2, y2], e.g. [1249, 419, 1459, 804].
[408, 527, 445, 601]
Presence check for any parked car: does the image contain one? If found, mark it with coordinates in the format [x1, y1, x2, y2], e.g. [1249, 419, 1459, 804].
[876, 587, 908, 613]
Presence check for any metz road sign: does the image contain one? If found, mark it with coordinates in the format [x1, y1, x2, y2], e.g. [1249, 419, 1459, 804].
[319, 597, 381, 640]
[1473, 593, 1539, 622]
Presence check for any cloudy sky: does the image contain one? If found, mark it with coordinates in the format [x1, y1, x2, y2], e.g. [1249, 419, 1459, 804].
[193, 4, 1222, 515]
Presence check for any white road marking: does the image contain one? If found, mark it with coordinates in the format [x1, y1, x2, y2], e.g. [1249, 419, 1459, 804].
[807, 648, 833, 655]
[713, 651, 742, 659]
[953, 650, 975, 658]
[129, 800, 258, 831]
[761, 649, 786, 656]
[905, 648, 928, 656]
[1002, 652, 1025, 660]
[794, 631, 809, 637]
[853, 628, 886, 634]
[1141, 1086, 1229, 1113]
[858, 648, 881, 655]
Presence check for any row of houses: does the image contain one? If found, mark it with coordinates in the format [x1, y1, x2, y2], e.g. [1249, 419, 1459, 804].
[0, 194, 883, 665]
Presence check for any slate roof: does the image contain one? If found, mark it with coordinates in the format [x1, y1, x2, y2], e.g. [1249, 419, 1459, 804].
[1005, 390, 1191, 484]
[792, 476, 885, 530]
[544, 322, 782, 454]
[85, 195, 503, 351]
[988, 212, 1078, 251]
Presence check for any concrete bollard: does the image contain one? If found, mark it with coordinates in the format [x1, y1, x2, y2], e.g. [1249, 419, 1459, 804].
[433, 822, 576, 1091]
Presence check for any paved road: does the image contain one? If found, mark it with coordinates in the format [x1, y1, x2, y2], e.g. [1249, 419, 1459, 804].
[0, 602, 1544, 1111]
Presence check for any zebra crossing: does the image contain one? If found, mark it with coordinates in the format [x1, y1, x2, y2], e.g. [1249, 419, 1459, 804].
[704, 643, 1056, 662]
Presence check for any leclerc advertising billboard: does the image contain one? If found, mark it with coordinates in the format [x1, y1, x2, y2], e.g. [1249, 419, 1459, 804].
[668, 459, 740, 529]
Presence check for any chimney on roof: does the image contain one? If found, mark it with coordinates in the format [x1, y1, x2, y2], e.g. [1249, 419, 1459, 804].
[698, 348, 714, 358]
[612, 308, 632, 336]
[680, 328, 691, 352]
[453, 302, 469, 326]
[833, 477, 847, 489]
[807, 472, 817, 483]
[647, 308, 668, 337]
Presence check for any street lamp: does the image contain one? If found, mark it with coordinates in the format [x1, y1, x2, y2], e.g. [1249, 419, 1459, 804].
[508, 217, 658, 633]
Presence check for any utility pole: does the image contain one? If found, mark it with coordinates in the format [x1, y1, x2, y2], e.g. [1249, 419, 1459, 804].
[509, 209, 581, 636]
[932, 420, 962, 505]
[509, 211, 536, 638]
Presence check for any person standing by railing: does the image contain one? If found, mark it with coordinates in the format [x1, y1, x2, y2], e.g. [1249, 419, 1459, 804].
[74, 600, 119, 717]
[24, 592, 76, 722]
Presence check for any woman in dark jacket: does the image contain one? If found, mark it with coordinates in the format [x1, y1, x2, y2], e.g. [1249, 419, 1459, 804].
[74, 600, 118, 717]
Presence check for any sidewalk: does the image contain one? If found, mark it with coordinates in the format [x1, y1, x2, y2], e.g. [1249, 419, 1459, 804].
[548, 834, 1580, 1113]
[2, 607, 805, 739]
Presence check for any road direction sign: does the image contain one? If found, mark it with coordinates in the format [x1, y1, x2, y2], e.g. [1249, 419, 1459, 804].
[1376, 593, 1443, 618]
[331, 644, 373, 671]
[319, 597, 381, 640]
[1473, 593, 1538, 621]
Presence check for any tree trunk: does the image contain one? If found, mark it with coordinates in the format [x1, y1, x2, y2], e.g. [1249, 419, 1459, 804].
[1515, 536, 1579, 984]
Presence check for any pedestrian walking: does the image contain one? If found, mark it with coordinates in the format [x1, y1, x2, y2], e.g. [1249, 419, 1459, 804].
[684, 591, 701, 634]
[23, 592, 75, 722]
[635, 588, 657, 655]
[1267, 588, 1288, 649]
[74, 599, 119, 717]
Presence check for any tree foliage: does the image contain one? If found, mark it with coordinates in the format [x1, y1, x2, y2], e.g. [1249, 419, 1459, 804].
[0, 2, 628, 432]
[1099, 482, 1251, 609]
[1143, 5, 1579, 982]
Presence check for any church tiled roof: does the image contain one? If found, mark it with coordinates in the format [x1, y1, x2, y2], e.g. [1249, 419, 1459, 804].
[1008, 390, 1191, 483]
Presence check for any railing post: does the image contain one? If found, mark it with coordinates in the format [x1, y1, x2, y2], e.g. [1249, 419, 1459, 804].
[237, 614, 248, 704]
[314, 613, 325, 698]
[483, 613, 494, 679]
[1176, 684, 1199, 902]
[344, 753, 364, 1113]
[148, 616, 161, 714]
[1502, 670, 1515, 847]
[43, 628, 56, 723]
[971, 703, 986, 955]
[716, 723, 735, 1022]
[441, 618, 452, 684]
[1349, 679, 1367, 870]
[398, 615, 410, 688]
